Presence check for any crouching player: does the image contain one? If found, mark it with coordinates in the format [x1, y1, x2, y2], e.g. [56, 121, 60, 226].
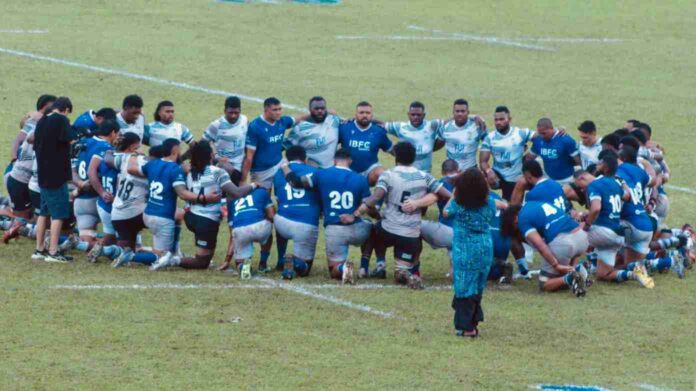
[421, 159, 458, 273]
[281, 148, 373, 284]
[273, 146, 321, 279]
[218, 187, 275, 279]
[501, 202, 589, 297]
[353, 142, 451, 289]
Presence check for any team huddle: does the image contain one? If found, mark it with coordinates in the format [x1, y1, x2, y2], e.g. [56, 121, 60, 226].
[3, 93, 694, 294]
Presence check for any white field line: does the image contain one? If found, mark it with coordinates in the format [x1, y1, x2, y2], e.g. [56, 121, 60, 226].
[0, 47, 305, 112]
[336, 34, 553, 52]
[50, 282, 451, 291]
[0, 29, 49, 34]
[665, 184, 696, 195]
[407, 25, 625, 44]
[638, 384, 677, 391]
[531, 384, 614, 391]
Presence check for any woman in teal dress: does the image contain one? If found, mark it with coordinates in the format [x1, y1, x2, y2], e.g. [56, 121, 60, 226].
[442, 168, 496, 338]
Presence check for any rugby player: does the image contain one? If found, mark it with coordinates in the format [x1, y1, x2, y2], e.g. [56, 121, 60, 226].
[421, 159, 458, 267]
[436, 99, 487, 171]
[241, 97, 300, 188]
[284, 96, 340, 169]
[281, 148, 372, 284]
[116, 94, 147, 138]
[144, 100, 195, 147]
[73, 108, 117, 133]
[353, 142, 451, 289]
[202, 96, 248, 185]
[272, 146, 321, 279]
[577, 120, 602, 170]
[337, 101, 392, 186]
[11, 95, 55, 164]
[527, 117, 581, 185]
[384, 101, 443, 173]
[501, 202, 589, 296]
[479, 106, 535, 201]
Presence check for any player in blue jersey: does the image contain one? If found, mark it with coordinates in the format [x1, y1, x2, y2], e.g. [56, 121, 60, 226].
[151, 140, 257, 271]
[144, 101, 195, 148]
[284, 96, 340, 169]
[218, 188, 275, 279]
[511, 160, 570, 211]
[281, 148, 373, 284]
[272, 146, 321, 279]
[338, 101, 392, 186]
[116, 94, 147, 139]
[501, 201, 589, 296]
[583, 150, 653, 288]
[126, 139, 221, 269]
[70, 121, 120, 254]
[479, 106, 535, 201]
[485, 192, 514, 284]
[241, 97, 302, 189]
[72, 108, 116, 134]
[528, 117, 581, 185]
[384, 101, 444, 173]
[82, 120, 121, 261]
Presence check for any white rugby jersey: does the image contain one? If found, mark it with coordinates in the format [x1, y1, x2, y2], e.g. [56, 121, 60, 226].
[385, 119, 443, 173]
[116, 112, 146, 139]
[376, 165, 442, 238]
[203, 115, 248, 171]
[111, 154, 149, 221]
[10, 132, 35, 184]
[186, 165, 231, 222]
[579, 138, 602, 169]
[285, 114, 340, 169]
[480, 126, 535, 182]
[28, 158, 40, 193]
[145, 121, 193, 147]
[437, 117, 486, 171]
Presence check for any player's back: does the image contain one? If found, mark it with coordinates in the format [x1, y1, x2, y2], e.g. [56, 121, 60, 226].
[273, 162, 321, 226]
[97, 153, 120, 212]
[616, 163, 652, 229]
[230, 188, 271, 228]
[315, 166, 370, 226]
[186, 165, 230, 222]
[75, 137, 112, 199]
[377, 165, 440, 238]
[112, 154, 149, 220]
[142, 158, 185, 219]
[73, 110, 97, 132]
[525, 178, 568, 211]
[518, 201, 578, 243]
[587, 175, 623, 232]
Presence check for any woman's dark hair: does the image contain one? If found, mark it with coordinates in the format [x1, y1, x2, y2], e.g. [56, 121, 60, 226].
[116, 132, 141, 152]
[190, 139, 213, 180]
[154, 100, 174, 122]
[453, 168, 489, 209]
[500, 205, 522, 238]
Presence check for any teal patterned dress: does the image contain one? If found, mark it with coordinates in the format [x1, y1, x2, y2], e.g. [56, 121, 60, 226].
[446, 198, 496, 298]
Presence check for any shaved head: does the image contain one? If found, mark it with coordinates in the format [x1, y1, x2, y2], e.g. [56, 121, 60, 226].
[441, 159, 459, 175]
[537, 117, 553, 129]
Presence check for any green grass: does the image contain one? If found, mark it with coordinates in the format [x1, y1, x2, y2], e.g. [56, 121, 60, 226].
[1, 0, 696, 389]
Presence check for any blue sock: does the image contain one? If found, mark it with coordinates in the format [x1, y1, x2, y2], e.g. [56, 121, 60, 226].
[649, 256, 673, 272]
[626, 261, 643, 271]
[410, 263, 420, 274]
[656, 237, 679, 250]
[562, 273, 573, 286]
[275, 236, 287, 269]
[337, 262, 345, 273]
[76, 241, 90, 252]
[58, 234, 69, 243]
[260, 251, 270, 264]
[132, 252, 157, 265]
[646, 251, 658, 260]
[172, 224, 181, 253]
[376, 256, 386, 268]
[616, 270, 631, 282]
[516, 258, 529, 275]
[360, 255, 370, 270]
[102, 245, 122, 260]
[586, 253, 598, 268]
[293, 257, 308, 274]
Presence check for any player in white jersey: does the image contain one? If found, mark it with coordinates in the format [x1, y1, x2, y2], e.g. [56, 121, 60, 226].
[577, 120, 602, 170]
[384, 101, 444, 173]
[116, 94, 146, 139]
[479, 105, 535, 201]
[353, 142, 451, 289]
[11, 95, 55, 165]
[3, 127, 38, 244]
[437, 99, 487, 171]
[144, 100, 194, 148]
[202, 96, 248, 185]
[284, 96, 340, 169]
[150, 140, 258, 271]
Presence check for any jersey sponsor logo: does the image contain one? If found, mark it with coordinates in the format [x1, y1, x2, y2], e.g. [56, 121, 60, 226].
[268, 134, 283, 143]
[540, 147, 559, 159]
[349, 139, 371, 150]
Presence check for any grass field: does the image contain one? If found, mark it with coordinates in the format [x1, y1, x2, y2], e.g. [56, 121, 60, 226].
[1, 1, 696, 389]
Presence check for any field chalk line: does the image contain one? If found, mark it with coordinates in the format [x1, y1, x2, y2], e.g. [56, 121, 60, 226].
[408, 25, 626, 44]
[638, 384, 678, 391]
[0, 47, 305, 112]
[0, 29, 49, 34]
[2, 47, 695, 196]
[50, 282, 451, 291]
